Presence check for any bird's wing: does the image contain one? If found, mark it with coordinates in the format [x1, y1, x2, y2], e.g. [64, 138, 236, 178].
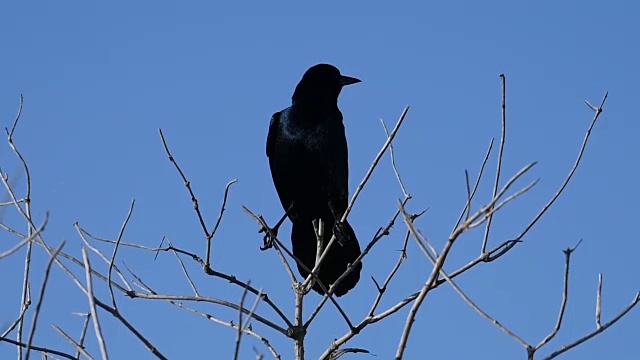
[326, 116, 350, 212]
[266, 111, 294, 213]
[266, 112, 281, 158]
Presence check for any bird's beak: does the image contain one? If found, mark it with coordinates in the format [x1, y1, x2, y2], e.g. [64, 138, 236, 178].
[340, 75, 361, 86]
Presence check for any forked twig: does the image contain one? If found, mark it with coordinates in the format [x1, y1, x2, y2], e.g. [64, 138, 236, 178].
[532, 240, 582, 352]
[543, 291, 640, 360]
[158, 129, 238, 269]
[512, 93, 608, 243]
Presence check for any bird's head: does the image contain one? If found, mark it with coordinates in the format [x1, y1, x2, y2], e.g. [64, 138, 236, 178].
[292, 64, 361, 106]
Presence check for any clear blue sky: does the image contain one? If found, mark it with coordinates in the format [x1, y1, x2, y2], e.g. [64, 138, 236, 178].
[1, 1, 638, 359]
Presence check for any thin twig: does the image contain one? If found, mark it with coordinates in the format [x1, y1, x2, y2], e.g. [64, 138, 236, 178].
[158, 129, 211, 241]
[122, 281, 289, 336]
[254, 346, 265, 360]
[242, 206, 299, 285]
[543, 291, 640, 360]
[294, 290, 304, 360]
[0, 336, 76, 360]
[81, 247, 109, 360]
[0, 220, 27, 238]
[380, 118, 409, 198]
[453, 162, 538, 238]
[481, 74, 507, 253]
[243, 289, 263, 331]
[167, 237, 200, 296]
[129, 272, 278, 359]
[513, 92, 608, 242]
[52, 325, 95, 360]
[93, 296, 169, 360]
[0, 214, 48, 260]
[76, 312, 92, 359]
[4, 94, 34, 359]
[158, 129, 239, 270]
[405, 215, 529, 348]
[207, 178, 238, 267]
[234, 283, 251, 360]
[25, 242, 65, 360]
[79, 220, 295, 329]
[345, 106, 409, 219]
[455, 139, 494, 229]
[395, 201, 458, 359]
[533, 240, 582, 351]
[72, 261, 169, 359]
[76, 226, 133, 292]
[108, 199, 135, 309]
[466, 178, 539, 229]
[367, 230, 411, 317]
[8, 94, 24, 138]
[187, 301, 279, 359]
[596, 273, 603, 328]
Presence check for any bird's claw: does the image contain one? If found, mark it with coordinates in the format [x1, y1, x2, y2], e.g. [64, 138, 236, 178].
[259, 226, 278, 251]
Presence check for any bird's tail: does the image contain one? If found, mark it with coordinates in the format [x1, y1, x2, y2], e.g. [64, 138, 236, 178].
[291, 217, 362, 296]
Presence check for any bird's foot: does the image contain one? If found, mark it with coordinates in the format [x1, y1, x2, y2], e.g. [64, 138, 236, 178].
[259, 225, 278, 251]
[333, 221, 348, 247]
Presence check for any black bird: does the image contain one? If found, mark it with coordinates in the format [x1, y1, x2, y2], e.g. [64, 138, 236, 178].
[265, 64, 362, 296]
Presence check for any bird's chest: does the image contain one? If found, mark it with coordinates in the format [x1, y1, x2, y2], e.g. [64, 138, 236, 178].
[281, 121, 333, 156]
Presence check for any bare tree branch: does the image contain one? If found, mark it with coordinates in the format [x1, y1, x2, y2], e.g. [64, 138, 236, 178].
[242, 205, 356, 333]
[307, 196, 414, 328]
[481, 74, 507, 253]
[0, 336, 76, 360]
[52, 324, 95, 360]
[128, 270, 280, 359]
[345, 106, 409, 219]
[0, 214, 48, 260]
[158, 129, 239, 271]
[380, 117, 409, 199]
[3, 93, 35, 359]
[543, 291, 640, 360]
[78, 214, 293, 329]
[75, 226, 133, 292]
[512, 92, 608, 243]
[405, 215, 530, 348]
[533, 240, 582, 352]
[395, 202, 458, 359]
[367, 230, 411, 317]
[243, 206, 299, 285]
[455, 139, 494, 229]
[158, 129, 210, 241]
[167, 237, 201, 296]
[208, 178, 238, 267]
[75, 312, 93, 359]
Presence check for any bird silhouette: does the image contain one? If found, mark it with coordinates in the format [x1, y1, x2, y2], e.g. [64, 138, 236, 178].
[265, 64, 362, 296]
